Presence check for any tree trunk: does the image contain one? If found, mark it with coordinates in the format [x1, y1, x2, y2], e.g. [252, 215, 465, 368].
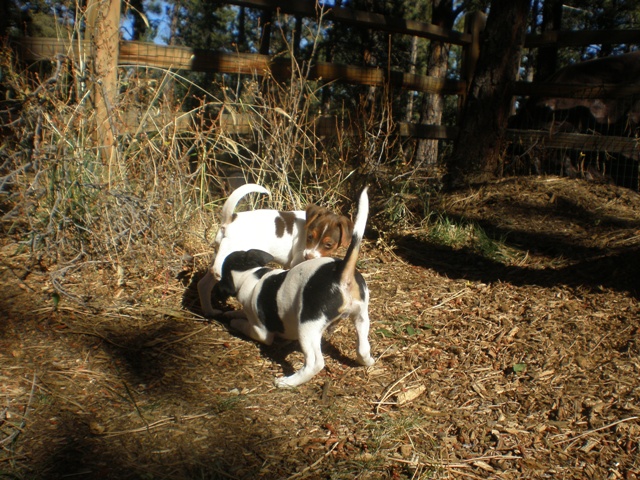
[129, 0, 147, 41]
[415, 0, 455, 167]
[259, 9, 273, 56]
[293, 14, 302, 58]
[169, 0, 180, 46]
[447, 0, 531, 187]
[237, 6, 246, 50]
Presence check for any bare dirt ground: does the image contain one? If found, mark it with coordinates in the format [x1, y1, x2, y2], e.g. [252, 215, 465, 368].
[1, 176, 639, 479]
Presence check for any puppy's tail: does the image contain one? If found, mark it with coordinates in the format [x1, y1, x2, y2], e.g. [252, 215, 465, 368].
[220, 183, 270, 225]
[339, 187, 369, 288]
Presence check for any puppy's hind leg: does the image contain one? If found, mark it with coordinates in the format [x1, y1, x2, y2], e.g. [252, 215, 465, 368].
[230, 316, 275, 346]
[275, 323, 325, 388]
[353, 307, 375, 367]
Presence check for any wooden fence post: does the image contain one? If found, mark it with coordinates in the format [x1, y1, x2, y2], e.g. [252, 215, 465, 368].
[85, 0, 121, 172]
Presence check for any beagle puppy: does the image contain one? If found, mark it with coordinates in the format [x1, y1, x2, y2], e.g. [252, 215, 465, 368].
[218, 187, 374, 388]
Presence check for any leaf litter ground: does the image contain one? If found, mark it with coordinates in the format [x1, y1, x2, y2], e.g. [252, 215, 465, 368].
[1, 176, 639, 479]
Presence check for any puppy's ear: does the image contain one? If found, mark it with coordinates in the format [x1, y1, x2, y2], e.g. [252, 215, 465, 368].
[246, 249, 275, 266]
[217, 250, 273, 297]
[218, 257, 238, 297]
[338, 216, 355, 248]
[305, 204, 325, 225]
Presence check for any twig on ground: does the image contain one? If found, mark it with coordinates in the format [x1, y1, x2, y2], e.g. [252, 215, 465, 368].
[100, 413, 210, 438]
[286, 441, 340, 479]
[0, 373, 37, 447]
[430, 288, 470, 310]
[554, 416, 639, 450]
[373, 367, 420, 415]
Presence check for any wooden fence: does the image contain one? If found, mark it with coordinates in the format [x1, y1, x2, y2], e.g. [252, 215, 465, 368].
[13, 0, 640, 159]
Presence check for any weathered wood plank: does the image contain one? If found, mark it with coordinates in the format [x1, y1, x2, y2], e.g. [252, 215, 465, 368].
[307, 62, 466, 94]
[225, 0, 472, 45]
[213, 115, 461, 139]
[513, 81, 640, 99]
[122, 42, 467, 94]
[397, 123, 458, 139]
[119, 41, 272, 73]
[119, 108, 194, 133]
[506, 129, 640, 159]
[18, 39, 465, 95]
[15, 37, 90, 60]
[525, 29, 640, 48]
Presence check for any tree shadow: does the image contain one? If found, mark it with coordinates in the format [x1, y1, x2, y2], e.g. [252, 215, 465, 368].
[392, 186, 640, 299]
[91, 319, 212, 399]
[393, 228, 639, 299]
[30, 392, 287, 480]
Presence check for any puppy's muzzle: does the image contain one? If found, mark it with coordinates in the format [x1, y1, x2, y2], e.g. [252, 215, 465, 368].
[303, 250, 321, 260]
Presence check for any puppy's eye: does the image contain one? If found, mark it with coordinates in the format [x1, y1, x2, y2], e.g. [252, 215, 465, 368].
[324, 242, 335, 250]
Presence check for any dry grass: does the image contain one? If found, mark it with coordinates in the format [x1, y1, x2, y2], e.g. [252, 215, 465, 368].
[0, 29, 411, 303]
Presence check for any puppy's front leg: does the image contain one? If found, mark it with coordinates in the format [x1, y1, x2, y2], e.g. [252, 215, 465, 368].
[354, 309, 375, 367]
[275, 323, 325, 388]
[197, 271, 223, 318]
[222, 310, 248, 320]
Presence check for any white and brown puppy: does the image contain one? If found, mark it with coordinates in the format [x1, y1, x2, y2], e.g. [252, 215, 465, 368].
[218, 187, 374, 388]
[198, 183, 353, 318]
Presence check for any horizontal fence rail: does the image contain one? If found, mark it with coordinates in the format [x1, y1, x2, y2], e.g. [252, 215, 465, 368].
[225, 0, 473, 45]
[506, 130, 640, 161]
[524, 29, 640, 48]
[27, 36, 640, 101]
[512, 81, 640, 99]
[19, 38, 467, 95]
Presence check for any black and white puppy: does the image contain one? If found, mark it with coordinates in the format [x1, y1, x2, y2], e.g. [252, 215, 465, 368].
[218, 188, 374, 388]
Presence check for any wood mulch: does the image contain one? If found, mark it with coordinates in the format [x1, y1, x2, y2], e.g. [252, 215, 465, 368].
[1, 176, 639, 479]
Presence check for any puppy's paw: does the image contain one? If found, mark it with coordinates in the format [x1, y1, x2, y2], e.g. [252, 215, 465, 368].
[222, 310, 247, 320]
[358, 355, 375, 367]
[274, 377, 296, 389]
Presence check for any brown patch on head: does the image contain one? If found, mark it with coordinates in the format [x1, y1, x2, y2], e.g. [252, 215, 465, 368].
[305, 204, 326, 227]
[275, 211, 296, 238]
[335, 215, 354, 248]
[304, 204, 354, 257]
